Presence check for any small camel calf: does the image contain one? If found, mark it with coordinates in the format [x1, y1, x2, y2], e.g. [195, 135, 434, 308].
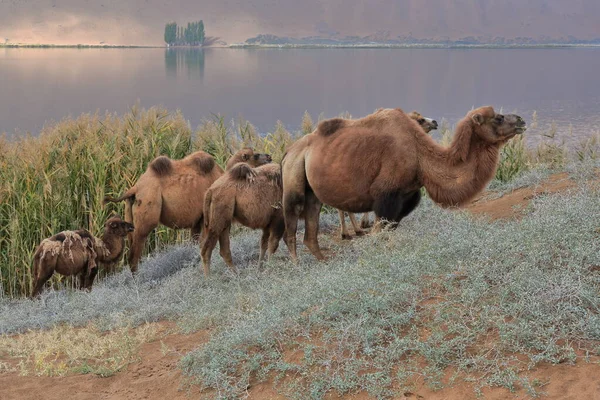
[201, 162, 288, 276]
[226, 147, 272, 170]
[338, 110, 439, 239]
[31, 215, 134, 297]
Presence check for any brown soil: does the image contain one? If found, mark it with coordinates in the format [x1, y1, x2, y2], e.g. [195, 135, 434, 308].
[466, 173, 578, 221]
[1, 173, 598, 400]
[0, 323, 207, 400]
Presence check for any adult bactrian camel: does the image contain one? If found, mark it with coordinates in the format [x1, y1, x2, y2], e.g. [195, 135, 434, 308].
[104, 148, 271, 272]
[338, 110, 438, 239]
[282, 106, 526, 261]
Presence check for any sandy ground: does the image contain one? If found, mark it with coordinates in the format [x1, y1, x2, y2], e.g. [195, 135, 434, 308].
[1, 173, 599, 400]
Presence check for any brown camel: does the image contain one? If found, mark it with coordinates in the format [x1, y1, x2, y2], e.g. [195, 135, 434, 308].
[201, 162, 288, 276]
[226, 147, 272, 170]
[104, 148, 271, 273]
[31, 215, 134, 297]
[339, 110, 439, 239]
[282, 106, 526, 261]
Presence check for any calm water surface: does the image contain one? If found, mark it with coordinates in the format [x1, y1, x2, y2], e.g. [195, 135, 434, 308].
[1, 47, 599, 145]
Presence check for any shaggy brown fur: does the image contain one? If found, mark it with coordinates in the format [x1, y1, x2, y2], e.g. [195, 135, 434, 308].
[201, 162, 287, 276]
[339, 110, 439, 239]
[103, 148, 271, 273]
[225, 147, 272, 171]
[104, 151, 223, 273]
[283, 106, 526, 261]
[31, 216, 134, 297]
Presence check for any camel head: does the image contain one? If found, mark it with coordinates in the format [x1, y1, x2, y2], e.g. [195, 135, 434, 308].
[408, 111, 438, 133]
[104, 215, 135, 237]
[468, 106, 526, 144]
[234, 147, 272, 168]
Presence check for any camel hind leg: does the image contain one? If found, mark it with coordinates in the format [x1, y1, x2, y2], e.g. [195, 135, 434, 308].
[360, 212, 372, 229]
[258, 228, 270, 266]
[31, 252, 56, 298]
[218, 225, 237, 274]
[283, 189, 305, 263]
[282, 149, 310, 263]
[338, 210, 352, 240]
[200, 231, 219, 277]
[302, 189, 325, 261]
[348, 213, 365, 237]
[266, 217, 286, 263]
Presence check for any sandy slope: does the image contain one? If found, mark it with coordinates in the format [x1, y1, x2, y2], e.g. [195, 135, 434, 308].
[1, 0, 600, 46]
[1, 173, 599, 399]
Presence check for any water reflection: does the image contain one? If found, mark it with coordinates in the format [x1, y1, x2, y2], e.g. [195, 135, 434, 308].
[165, 48, 205, 79]
[1, 48, 599, 142]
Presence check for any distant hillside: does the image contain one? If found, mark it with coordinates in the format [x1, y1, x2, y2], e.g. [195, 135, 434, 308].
[1, 0, 600, 46]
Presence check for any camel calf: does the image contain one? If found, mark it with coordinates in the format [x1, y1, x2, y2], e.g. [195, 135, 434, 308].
[226, 147, 272, 170]
[31, 215, 134, 297]
[338, 110, 438, 239]
[201, 162, 288, 276]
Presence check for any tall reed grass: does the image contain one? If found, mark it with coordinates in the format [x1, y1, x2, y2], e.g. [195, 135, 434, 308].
[1, 107, 598, 297]
[0, 107, 300, 298]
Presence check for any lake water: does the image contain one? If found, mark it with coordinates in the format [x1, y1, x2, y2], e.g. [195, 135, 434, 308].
[1, 47, 599, 146]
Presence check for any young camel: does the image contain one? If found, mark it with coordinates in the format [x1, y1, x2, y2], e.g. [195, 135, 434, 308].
[338, 111, 438, 239]
[201, 162, 287, 276]
[104, 148, 271, 273]
[31, 215, 134, 297]
[282, 106, 526, 261]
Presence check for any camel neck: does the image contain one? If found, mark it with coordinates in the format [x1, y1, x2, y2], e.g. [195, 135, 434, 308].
[98, 233, 124, 263]
[416, 131, 501, 207]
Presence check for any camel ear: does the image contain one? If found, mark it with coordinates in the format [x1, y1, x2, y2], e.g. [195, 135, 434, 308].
[471, 113, 484, 126]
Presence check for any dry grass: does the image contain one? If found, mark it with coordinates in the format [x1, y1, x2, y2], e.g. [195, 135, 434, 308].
[0, 323, 159, 377]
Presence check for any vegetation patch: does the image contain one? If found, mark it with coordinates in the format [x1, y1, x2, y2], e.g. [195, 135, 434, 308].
[0, 323, 159, 377]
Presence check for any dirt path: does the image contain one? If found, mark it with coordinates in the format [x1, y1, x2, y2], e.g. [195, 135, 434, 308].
[2, 173, 598, 400]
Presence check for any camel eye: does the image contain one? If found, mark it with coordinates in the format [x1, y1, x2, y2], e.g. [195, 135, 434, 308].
[495, 115, 504, 124]
[418, 118, 425, 124]
[242, 154, 249, 160]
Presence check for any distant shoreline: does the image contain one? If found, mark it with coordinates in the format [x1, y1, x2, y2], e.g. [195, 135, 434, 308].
[229, 43, 600, 49]
[2, 43, 600, 49]
[0, 44, 162, 48]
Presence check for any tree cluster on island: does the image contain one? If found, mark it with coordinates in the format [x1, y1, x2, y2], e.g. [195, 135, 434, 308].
[164, 21, 205, 46]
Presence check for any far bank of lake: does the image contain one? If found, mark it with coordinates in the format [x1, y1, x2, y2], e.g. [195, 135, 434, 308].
[1, 47, 599, 147]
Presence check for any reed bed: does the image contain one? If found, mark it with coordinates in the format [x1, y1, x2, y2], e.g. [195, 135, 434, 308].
[1, 107, 598, 298]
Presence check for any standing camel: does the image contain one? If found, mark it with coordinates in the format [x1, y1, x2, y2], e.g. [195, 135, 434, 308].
[104, 148, 271, 272]
[338, 111, 438, 239]
[31, 215, 134, 297]
[201, 162, 287, 276]
[282, 106, 526, 261]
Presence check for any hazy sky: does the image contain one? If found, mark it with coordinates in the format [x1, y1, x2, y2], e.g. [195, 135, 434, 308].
[1, 0, 600, 45]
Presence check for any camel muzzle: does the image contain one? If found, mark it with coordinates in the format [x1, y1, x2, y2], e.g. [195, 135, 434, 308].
[508, 115, 527, 134]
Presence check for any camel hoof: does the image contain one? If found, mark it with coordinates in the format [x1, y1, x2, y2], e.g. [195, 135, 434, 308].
[360, 222, 372, 229]
[354, 231, 365, 237]
[341, 234, 352, 240]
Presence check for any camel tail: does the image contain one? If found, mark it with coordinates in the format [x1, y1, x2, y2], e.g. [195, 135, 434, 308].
[104, 187, 136, 205]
